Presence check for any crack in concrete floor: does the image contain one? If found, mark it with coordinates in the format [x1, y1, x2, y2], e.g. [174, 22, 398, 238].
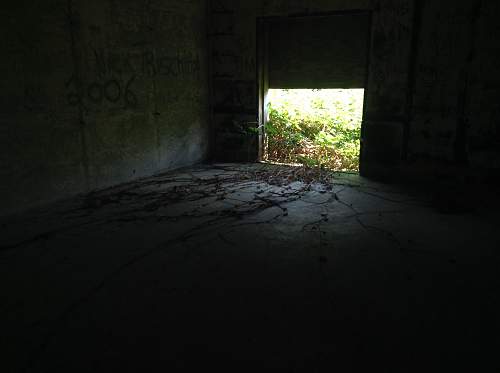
[1, 163, 499, 372]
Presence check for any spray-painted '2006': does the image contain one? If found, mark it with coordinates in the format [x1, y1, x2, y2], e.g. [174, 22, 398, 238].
[65, 74, 138, 109]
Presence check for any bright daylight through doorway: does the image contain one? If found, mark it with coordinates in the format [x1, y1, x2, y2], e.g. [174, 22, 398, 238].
[265, 89, 365, 172]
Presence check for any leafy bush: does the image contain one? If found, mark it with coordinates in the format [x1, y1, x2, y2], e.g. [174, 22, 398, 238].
[265, 89, 364, 172]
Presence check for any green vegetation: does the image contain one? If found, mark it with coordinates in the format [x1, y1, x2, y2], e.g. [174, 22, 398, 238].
[265, 89, 364, 172]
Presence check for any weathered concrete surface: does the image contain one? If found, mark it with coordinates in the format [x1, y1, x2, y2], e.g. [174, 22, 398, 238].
[0, 0, 209, 216]
[408, 1, 500, 168]
[209, 0, 415, 166]
[210, 0, 500, 180]
[1, 164, 499, 372]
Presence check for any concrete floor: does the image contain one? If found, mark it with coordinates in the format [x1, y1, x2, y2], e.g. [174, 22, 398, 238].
[1, 163, 499, 372]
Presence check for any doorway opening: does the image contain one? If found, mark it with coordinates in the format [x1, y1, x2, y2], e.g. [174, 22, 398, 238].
[264, 88, 365, 172]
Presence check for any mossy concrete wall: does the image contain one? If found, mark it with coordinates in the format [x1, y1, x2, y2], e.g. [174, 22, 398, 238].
[0, 0, 209, 215]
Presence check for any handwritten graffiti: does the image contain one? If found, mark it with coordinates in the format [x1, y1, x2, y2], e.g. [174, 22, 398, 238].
[418, 64, 445, 87]
[65, 75, 138, 109]
[381, 0, 411, 17]
[213, 51, 255, 77]
[214, 80, 255, 113]
[23, 84, 46, 112]
[158, 90, 204, 106]
[211, 9, 235, 36]
[211, 0, 233, 14]
[86, 47, 201, 78]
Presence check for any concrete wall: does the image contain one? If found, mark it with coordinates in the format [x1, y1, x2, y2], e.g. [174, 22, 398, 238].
[210, 0, 500, 181]
[408, 0, 500, 174]
[0, 0, 209, 215]
[3, 0, 499, 215]
[209, 0, 415, 168]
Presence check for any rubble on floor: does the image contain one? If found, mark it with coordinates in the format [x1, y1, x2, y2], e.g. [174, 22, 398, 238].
[1, 163, 499, 372]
